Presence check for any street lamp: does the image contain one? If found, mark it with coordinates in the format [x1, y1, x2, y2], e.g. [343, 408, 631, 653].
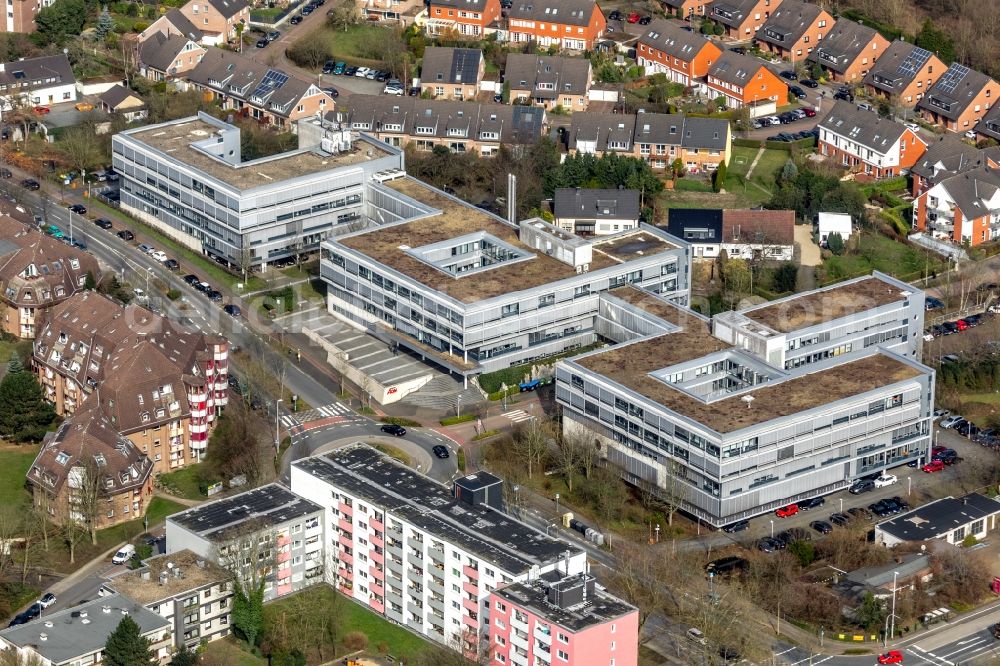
[274, 398, 283, 453]
[456, 394, 462, 418]
[654, 524, 660, 543]
[889, 571, 899, 643]
[839, 498, 843, 514]
[770, 519, 774, 538]
[512, 484, 520, 516]
[555, 493, 560, 517]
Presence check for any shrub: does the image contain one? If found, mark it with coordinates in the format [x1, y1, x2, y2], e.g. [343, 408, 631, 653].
[381, 416, 422, 428]
[166, 288, 182, 301]
[440, 413, 477, 426]
[343, 631, 368, 651]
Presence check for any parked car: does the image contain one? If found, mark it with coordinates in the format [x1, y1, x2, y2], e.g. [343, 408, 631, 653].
[797, 497, 825, 510]
[940, 415, 966, 429]
[21, 179, 40, 190]
[33, 106, 50, 115]
[800, 79, 819, 88]
[332, 61, 347, 75]
[874, 474, 898, 488]
[137, 243, 154, 254]
[384, 81, 404, 95]
[638, 15, 651, 24]
[164, 259, 180, 271]
[722, 519, 750, 533]
[810, 520, 832, 534]
[775, 504, 799, 518]
[380, 424, 406, 436]
[322, 87, 339, 98]
[828, 512, 850, 527]
[607, 9, 623, 20]
[834, 90, 854, 102]
[68, 204, 86, 214]
[112, 544, 136, 565]
[956, 318, 970, 332]
[344, 66, 358, 76]
[779, 70, 798, 81]
[849, 478, 875, 494]
[117, 229, 134, 241]
[206, 290, 223, 302]
[765, 115, 781, 126]
[301, 3, 313, 13]
[847, 507, 872, 521]
[432, 445, 450, 458]
[0, 168, 11, 179]
[756, 537, 779, 552]
[255, 38, 269, 48]
[922, 459, 946, 473]
[322, 60, 336, 74]
[224, 304, 241, 317]
[355, 67, 371, 78]
[290, 14, 303, 23]
[37, 593, 56, 609]
[789, 86, 806, 99]
[925, 296, 945, 310]
[94, 218, 112, 229]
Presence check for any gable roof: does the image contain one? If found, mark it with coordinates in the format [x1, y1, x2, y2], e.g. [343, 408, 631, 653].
[428, 0, 490, 10]
[202, 0, 248, 19]
[505, 53, 591, 99]
[917, 63, 998, 121]
[0, 215, 99, 309]
[160, 8, 204, 42]
[818, 100, 914, 155]
[140, 32, 199, 72]
[508, 0, 597, 26]
[722, 209, 795, 245]
[809, 19, 881, 73]
[338, 95, 546, 145]
[975, 104, 1000, 142]
[553, 188, 641, 221]
[664, 208, 724, 243]
[99, 84, 144, 110]
[708, 50, 770, 87]
[757, 0, 828, 48]
[681, 116, 729, 150]
[911, 136, 987, 184]
[568, 112, 636, 151]
[0, 54, 75, 93]
[638, 19, 719, 63]
[421, 47, 483, 86]
[709, 0, 763, 28]
[863, 40, 939, 96]
[876, 493, 1000, 542]
[187, 49, 327, 118]
[932, 166, 1000, 217]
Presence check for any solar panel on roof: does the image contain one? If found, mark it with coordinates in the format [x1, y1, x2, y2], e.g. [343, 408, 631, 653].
[936, 63, 970, 95]
[897, 47, 931, 78]
[251, 69, 289, 99]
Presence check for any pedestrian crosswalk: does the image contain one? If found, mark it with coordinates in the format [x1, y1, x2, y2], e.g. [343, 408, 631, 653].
[280, 402, 352, 427]
[503, 409, 535, 424]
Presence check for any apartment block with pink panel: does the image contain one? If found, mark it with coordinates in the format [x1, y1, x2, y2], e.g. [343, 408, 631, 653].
[488, 571, 639, 666]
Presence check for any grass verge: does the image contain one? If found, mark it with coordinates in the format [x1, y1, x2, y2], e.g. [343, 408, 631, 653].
[0, 444, 38, 506]
[456, 448, 466, 472]
[440, 413, 476, 426]
[157, 464, 209, 500]
[381, 416, 422, 428]
[370, 442, 411, 466]
[472, 429, 500, 441]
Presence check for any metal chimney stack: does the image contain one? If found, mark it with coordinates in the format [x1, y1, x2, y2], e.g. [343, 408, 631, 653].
[507, 173, 517, 224]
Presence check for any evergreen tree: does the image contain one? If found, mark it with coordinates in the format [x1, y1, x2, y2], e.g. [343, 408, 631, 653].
[84, 270, 96, 290]
[7, 353, 23, 375]
[170, 646, 199, 666]
[0, 370, 55, 442]
[826, 232, 845, 255]
[96, 6, 114, 39]
[780, 158, 798, 183]
[712, 161, 727, 192]
[104, 616, 154, 666]
[915, 19, 956, 65]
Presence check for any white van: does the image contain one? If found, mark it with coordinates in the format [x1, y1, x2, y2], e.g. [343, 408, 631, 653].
[686, 628, 707, 645]
[111, 544, 135, 565]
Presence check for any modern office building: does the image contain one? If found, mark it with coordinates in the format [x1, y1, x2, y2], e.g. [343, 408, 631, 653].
[111, 111, 403, 268]
[106, 549, 234, 650]
[320, 175, 690, 380]
[555, 273, 934, 526]
[166, 483, 325, 601]
[289, 445, 590, 659]
[488, 572, 639, 666]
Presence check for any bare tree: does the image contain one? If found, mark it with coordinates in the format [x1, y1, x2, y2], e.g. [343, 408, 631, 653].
[60, 127, 103, 180]
[68, 456, 106, 546]
[605, 543, 680, 633]
[0, 505, 24, 581]
[325, 0, 358, 31]
[512, 418, 551, 479]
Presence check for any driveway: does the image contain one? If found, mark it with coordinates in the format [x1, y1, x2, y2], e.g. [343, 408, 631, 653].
[795, 223, 821, 267]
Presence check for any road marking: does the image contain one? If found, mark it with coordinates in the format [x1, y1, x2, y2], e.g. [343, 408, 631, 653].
[773, 647, 796, 656]
[503, 409, 534, 423]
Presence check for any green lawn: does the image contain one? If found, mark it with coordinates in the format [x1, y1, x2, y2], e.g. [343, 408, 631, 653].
[157, 464, 210, 500]
[724, 145, 786, 205]
[309, 25, 396, 67]
[92, 200, 266, 292]
[202, 638, 267, 666]
[820, 231, 946, 284]
[0, 338, 31, 368]
[0, 445, 38, 506]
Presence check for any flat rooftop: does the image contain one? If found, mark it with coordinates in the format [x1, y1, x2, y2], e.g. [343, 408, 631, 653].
[0, 595, 169, 664]
[740, 275, 911, 334]
[127, 118, 389, 191]
[493, 575, 636, 633]
[575, 343, 924, 433]
[607, 285, 694, 327]
[876, 493, 1000, 542]
[336, 178, 676, 304]
[107, 549, 229, 606]
[293, 445, 580, 575]
[167, 483, 322, 541]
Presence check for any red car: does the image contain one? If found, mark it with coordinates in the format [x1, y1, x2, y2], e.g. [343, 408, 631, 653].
[922, 460, 946, 473]
[955, 319, 969, 331]
[931, 445, 947, 456]
[626, 11, 640, 22]
[802, 108, 816, 117]
[33, 106, 50, 115]
[878, 650, 904, 664]
[775, 504, 799, 518]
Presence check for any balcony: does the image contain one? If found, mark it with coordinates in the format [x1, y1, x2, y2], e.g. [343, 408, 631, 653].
[462, 581, 479, 596]
[338, 533, 353, 549]
[337, 518, 353, 533]
[370, 549, 384, 565]
[338, 502, 353, 517]
[337, 567, 353, 581]
[462, 613, 479, 629]
[510, 632, 529, 652]
[368, 597, 385, 614]
[370, 534, 384, 548]
[276, 550, 291, 564]
[370, 582, 384, 597]
[462, 597, 479, 614]
[462, 565, 479, 580]
[370, 517, 384, 531]
[370, 565, 385, 580]
[340, 551, 354, 566]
